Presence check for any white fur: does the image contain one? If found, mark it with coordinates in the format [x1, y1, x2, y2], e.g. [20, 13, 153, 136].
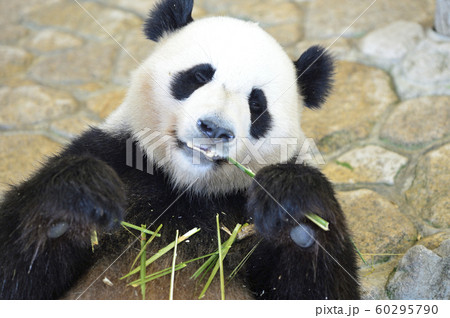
[103, 16, 306, 194]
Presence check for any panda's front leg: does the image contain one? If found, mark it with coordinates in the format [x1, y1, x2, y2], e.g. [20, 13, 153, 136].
[246, 163, 360, 300]
[0, 155, 126, 299]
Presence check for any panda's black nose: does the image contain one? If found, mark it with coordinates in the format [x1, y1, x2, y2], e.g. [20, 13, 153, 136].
[197, 119, 235, 142]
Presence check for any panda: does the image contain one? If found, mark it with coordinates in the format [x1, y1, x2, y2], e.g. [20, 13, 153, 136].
[0, 0, 359, 300]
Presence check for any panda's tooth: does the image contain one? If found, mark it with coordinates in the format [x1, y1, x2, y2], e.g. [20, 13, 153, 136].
[186, 141, 215, 158]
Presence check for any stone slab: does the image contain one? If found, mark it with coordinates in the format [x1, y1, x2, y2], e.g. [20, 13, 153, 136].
[381, 96, 450, 148]
[302, 61, 398, 153]
[324, 145, 408, 185]
[339, 189, 417, 264]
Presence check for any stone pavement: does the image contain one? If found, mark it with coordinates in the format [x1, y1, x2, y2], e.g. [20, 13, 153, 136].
[0, 0, 449, 299]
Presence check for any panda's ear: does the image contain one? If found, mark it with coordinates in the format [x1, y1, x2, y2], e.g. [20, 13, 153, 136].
[294, 46, 334, 109]
[144, 0, 194, 42]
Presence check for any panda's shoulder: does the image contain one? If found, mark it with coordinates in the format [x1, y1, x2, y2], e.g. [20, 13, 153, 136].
[64, 128, 130, 162]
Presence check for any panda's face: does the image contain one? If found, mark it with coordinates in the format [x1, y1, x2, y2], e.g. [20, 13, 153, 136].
[115, 17, 305, 193]
[106, 8, 334, 194]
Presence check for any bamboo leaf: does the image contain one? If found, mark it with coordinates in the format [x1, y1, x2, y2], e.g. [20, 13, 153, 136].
[198, 223, 242, 299]
[129, 224, 163, 271]
[121, 227, 200, 279]
[305, 213, 329, 231]
[228, 239, 261, 282]
[121, 221, 162, 237]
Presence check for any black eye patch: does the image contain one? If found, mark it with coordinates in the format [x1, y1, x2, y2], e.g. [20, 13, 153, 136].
[248, 88, 272, 139]
[171, 64, 215, 100]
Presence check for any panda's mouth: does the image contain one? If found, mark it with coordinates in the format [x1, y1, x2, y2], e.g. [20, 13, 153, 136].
[177, 139, 227, 163]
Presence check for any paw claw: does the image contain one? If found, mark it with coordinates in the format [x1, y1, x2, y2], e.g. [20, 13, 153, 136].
[47, 222, 69, 239]
[290, 224, 315, 248]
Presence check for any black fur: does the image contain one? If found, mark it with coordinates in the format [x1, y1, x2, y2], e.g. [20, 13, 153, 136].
[171, 63, 216, 100]
[246, 163, 359, 299]
[0, 150, 126, 299]
[144, 0, 194, 41]
[0, 128, 359, 299]
[294, 45, 334, 109]
[249, 88, 272, 139]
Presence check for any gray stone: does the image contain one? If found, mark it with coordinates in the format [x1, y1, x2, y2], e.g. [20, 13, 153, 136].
[405, 144, 450, 229]
[338, 189, 417, 264]
[0, 0, 42, 26]
[293, 38, 355, 61]
[50, 114, 99, 139]
[360, 259, 399, 300]
[360, 21, 424, 60]
[392, 39, 450, 99]
[435, 239, 450, 258]
[266, 22, 303, 47]
[0, 25, 30, 45]
[417, 232, 450, 251]
[28, 43, 118, 85]
[198, 0, 302, 26]
[386, 245, 450, 299]
[26, 29, 84, 52]
[0, 85, 78, 128]
[112, 26, 156, 86]
[0, 134, 62, 195]
[25, 1, 141, 40]
[324, 145, 408, 185]
[435, 0, 450, 37]
[85, 89, 126, 119]
[302, 61, 398, 154]
[381, 96, 450, 148]
[305, 0, 435, 39]
[96, 0, 159, 16]
[0, 46, 33, 81]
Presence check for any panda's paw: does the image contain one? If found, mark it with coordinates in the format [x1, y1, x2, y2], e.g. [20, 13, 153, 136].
[17, 155, 126, 242]
[247, 163, 337, 247]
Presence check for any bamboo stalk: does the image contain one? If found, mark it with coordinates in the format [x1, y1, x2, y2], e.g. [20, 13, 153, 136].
[169, 230, 179, 300]
[216, 214, 225, 300]
[140, 228, 146, 299]
[121, 221, 162, 237]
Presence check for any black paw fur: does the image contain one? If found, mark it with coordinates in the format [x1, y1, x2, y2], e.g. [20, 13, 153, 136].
[247, 163, 339, 246]
[5, 155, 126, 246]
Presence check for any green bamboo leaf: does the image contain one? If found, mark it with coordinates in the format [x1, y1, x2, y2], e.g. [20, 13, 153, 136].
[305, 213, 329, 231]
[129, 224, 163, 271]
[121, 221, 162, 237]
[121, 227, 200, 279]
[198, 223, 242, 299]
